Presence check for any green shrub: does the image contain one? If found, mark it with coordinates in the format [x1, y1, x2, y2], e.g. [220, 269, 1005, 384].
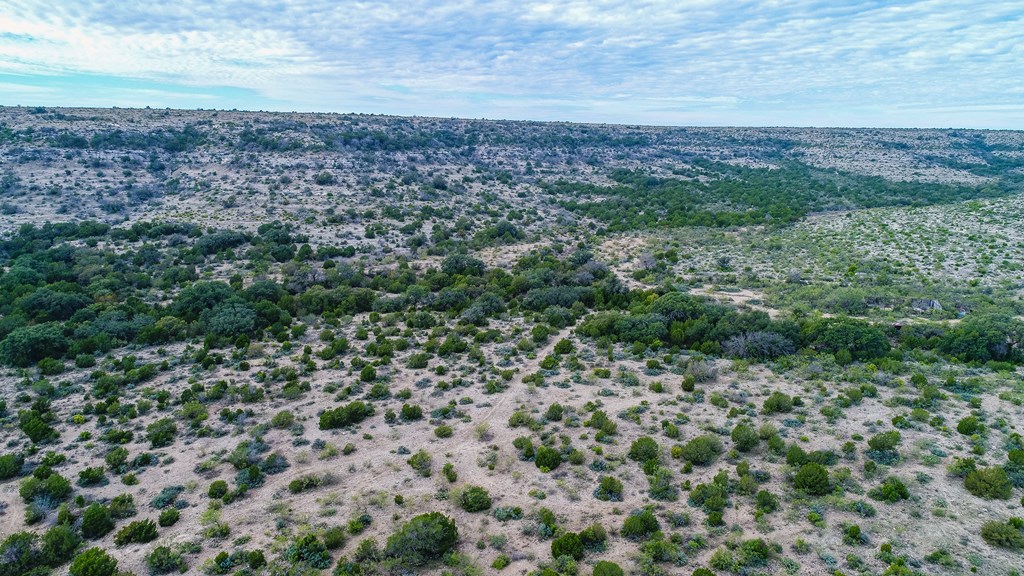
[965, 467, 1013, 499]
[947, 457, 978, 478]
[621, 508, 659, 540]
[869, 477, 910, 503]
[0, 532, 41, 576]
[460, 485, 492, 512]
[981, 518, 1024, 549]
[407, 352, 430, 369]
[545, 403, 564, 421]
[69, 547, 118, 576]
[535, 446, 562, 471]
[108, 494, 136, 519]
[77, 466, 106, 487]
[709, 547, 735, 570]
[762, 391, 793, 414]
[319, 401, 374, 430]
[492, 553, 511, 570]
[442, 463, 457, 483]
[731, 424, 760, 452]
[359, 365, 377, 382]
[288, 474, 327, 494]
[755, 489, 779, 513]
[579, 523, 607, 548]
[80, 503, 114, 539]
[323, 526, 347, 549]
[551, 532, 584, 560]
[383, 512, 458, 566]
[146, 418, 177, 448]
[104, 447, 128, 472]
[146, 545, 186, 574]
[158, 508, 179, 527]
[41, 524, 81, 565]
[407, 449, 432, 477]
[594, 475, 623, 501]
[208, 480, 228, 499]
[794, 463, 831, 496]
[680, 435, 723, 465]
[867, 431, 901, 452]
[689, 482, 727, 513]
[957, 416, 981, 435]
[736, 538, 773, 567]
[36, 357, 64, 375]
[113, 519, 158, 545]
[647, 466, 678, 501]
[18, 409, 58, 443]
[284, 534, 331, 568]
[0, 453, 24, 479]
[19, 471, 72, 506]
[593, 561, 625, 576]
[270, 410, 295, 429]
[629, 436, 660, 462]
[400, 403, 423, 421]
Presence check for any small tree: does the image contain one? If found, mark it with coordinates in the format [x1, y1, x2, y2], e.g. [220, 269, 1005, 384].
[209, 480, 229, 499]
[0, 452, 24, 479]
[593, 561, 624, 576]
[146, 546, 186, 574]
[284, 534, 331, 568]
[680, 435, 723, 465]
[869, 477, 910, 503]
[867, 431, 901, 452]
[535, 446, 562, 471]
[80, 503, 114, 539]
[957, 416, 982, 435]
[69, 547, 118, 576]
[459, 486, 492, 512]
[629, 436, 660, 462]
[550, 532, 583, 560]
[794, 463, 831, 496]
[113, 519, 158, 546]
[731, 424, 760, 452]
[407, 449, 432, 477]
[594, 475, 623, 501]
[146, 418, 177, 448]
[621, 508, 659, 540]
[41, 524, 81, 565]
[980, 518, 1024, 549]
[965, 467, 1013, 500]
[359, 365, 377, 382]
[383, 512, 458, 566]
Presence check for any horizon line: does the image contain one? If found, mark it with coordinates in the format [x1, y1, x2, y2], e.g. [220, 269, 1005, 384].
[2, 103, 1020, 133]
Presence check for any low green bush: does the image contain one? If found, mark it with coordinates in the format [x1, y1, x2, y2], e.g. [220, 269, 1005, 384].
[70, 547, 118, 576]
[551, 531, 583, 560]
[964, 467, 1012, 499]
[383, 512, 458, 566]
[460, 485, 492, 512]
[793, 463, 831, 496]
[113, 519, 158, 545]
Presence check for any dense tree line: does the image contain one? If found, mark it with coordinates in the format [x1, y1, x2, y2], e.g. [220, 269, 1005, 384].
[554, 160, 1019, 233]
[1, 220, 1021, 371]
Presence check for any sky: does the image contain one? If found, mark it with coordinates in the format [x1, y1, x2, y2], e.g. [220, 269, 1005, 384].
[1, 1, 1023, 128]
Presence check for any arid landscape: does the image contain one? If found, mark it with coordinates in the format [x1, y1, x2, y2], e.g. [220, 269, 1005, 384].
[2, 106, 1024, 576]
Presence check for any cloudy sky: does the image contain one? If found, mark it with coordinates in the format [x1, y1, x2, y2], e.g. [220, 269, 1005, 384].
[1, 1, 1022, 127]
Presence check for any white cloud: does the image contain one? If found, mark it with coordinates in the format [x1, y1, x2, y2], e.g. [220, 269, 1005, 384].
[0, 0, 1022, 127]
